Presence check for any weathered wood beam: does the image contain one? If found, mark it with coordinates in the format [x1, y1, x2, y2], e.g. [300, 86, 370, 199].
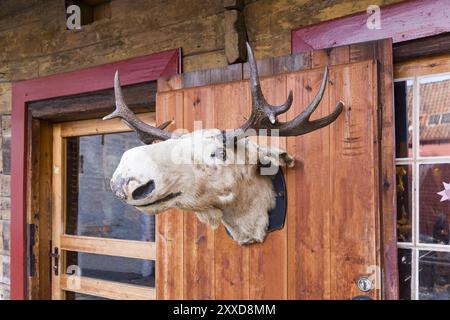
[393, 32, 450, 62]
[29, 81, 156, 122]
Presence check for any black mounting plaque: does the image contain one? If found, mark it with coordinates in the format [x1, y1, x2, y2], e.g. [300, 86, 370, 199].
[267, 167, 287, 232]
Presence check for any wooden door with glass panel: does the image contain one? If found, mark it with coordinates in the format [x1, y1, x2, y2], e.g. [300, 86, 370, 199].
[51, 114, 157, 300]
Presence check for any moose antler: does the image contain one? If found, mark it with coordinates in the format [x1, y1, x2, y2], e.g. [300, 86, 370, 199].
[225, 42, 344, 142]
[103, 71, 175, 144]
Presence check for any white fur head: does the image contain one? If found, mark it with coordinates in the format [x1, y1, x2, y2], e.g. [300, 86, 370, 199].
[110, 129, 294, 244]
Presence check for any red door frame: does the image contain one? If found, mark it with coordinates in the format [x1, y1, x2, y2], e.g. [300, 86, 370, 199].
[291, 0, 450, 54]
[10, 49, 181, 300]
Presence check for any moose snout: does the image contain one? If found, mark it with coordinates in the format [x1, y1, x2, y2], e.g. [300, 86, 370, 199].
[131, 180, 155, 200]
[110, 177, 156, 201]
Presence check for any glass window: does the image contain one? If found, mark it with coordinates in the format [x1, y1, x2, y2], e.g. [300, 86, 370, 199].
[419, 74, 450, 157]
[419, 250, 450, 300]
[441, 113, 450, 124]
[395, 72, 450, 300]
[65, 251, 155, 288]
[394, 80, 413, 158]
[419, 163, 450, 245]
[65, 132, 155, 242]
[428, 115, 440, 125]
[398, 249, 412, 300]
[397, 165, 413, 242]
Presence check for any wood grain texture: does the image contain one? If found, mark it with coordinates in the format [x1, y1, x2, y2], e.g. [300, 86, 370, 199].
[29, 82, 157, 122]
[291, 38, 397, 299]
[375, 39, 398, 300]
[183, 87, 216, 299]
[329, 61, 379, 299]
[51, 124, 65, 300]
[249, 74, 288, 299]
[394, 53, 450, 78]
[27, 119, 40, 299]
[60, 113, 155, 137]
[213, 81, 250, 300]
[286, 67, 332, 300]
[393, 33, 450, 62]
[60, 275, 156, 300]
[38, 122, 52, 300]
[59, 235, 156, 260]
[155, 90, 184, 300]
[156, 50, 388, 300]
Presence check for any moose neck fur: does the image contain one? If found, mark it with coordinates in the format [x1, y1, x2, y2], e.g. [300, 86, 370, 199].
[194, 169, 277, 245]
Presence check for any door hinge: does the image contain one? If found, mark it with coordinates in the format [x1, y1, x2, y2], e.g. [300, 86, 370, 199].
[27, 223, 37, 277]
[378, 103, 383, 142]
[49, 245, 60, 276]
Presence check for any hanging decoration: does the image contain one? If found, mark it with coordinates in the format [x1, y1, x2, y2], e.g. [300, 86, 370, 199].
[437, 181, 450, 202]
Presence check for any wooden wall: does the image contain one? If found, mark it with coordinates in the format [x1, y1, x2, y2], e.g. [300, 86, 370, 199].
[0, 0, 404, 299]
[155, 43, 387, 299]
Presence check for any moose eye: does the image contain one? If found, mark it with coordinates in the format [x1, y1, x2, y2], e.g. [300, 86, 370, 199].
[211, 148, 226, 160]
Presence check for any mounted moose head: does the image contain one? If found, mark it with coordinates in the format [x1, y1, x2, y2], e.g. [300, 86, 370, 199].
[104, 43, 344, 245]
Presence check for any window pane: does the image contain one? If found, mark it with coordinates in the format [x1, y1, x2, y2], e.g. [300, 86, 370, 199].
[419, 163, 450, 244]
[442, 113, 450, 124]
[397, 165, 413, 242]
[65, 251, 155, 288]
[395, 80, 413, 158]
[419, 250, 450, 300]
[419, 74, 450, 157]
[398, 249, 412, 300]
[66, 132, 155, 242]
[428, 114, 440, 125]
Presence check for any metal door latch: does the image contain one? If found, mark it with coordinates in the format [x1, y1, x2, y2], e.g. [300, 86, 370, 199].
[357, 276, 373, 292]
[49, 247, 60, 276]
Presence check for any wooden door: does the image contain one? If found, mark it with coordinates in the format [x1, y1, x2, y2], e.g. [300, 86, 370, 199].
[51, 114, 157, 300]
[156, 50, 391, 299]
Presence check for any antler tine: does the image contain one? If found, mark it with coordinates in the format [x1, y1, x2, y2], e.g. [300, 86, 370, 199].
[277, 66, 344, 136]
[246, 42, 293, 124]
[103, 71, 175, 144]
[224, 44, 344, 143]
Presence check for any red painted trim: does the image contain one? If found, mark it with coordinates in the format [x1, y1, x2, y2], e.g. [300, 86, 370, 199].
[291, 0, 450, 53]
[10, 49, 181, 300]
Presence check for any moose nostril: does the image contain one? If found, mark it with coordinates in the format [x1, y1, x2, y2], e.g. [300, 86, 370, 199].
[132, 180, 155, 200]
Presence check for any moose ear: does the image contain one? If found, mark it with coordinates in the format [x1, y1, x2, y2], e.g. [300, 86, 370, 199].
[258, 146, 295, 168]
[278, 151, 295, 168]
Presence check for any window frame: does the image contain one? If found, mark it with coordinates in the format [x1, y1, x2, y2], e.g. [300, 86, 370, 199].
[395, 70, 450, 300]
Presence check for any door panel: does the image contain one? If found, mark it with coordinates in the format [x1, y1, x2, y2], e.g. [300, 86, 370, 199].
[51, 115, 157, 300]
[156, 59, 382, 299]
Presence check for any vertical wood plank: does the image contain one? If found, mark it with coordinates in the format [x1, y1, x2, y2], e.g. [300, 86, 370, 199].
[51, 124, 65, 300]
[350, 42, 376, 63]
[249, 74, 288, 299]
[155, 91, 184, 300]
[329, 46, 350, 66]
[286, 67, 332, 299]
[27, 119, 40, 299]
[376, 39, 398, 300]
[329, 61, 379, 299]
[38, 122, 53, 299]
[182, 87, 216, 299]
[213, 82, 250, 299]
